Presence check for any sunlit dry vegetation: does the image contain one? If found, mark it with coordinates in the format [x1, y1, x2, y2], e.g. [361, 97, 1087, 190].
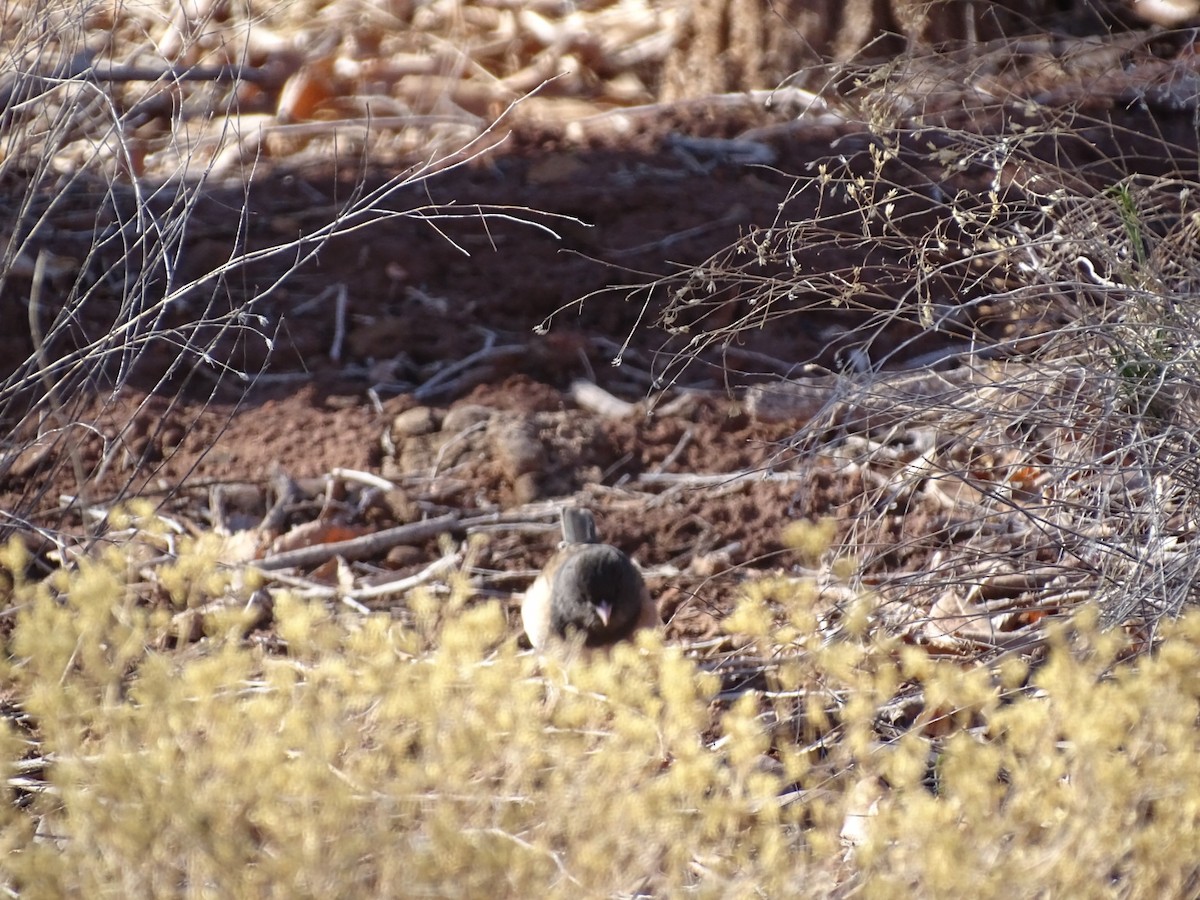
[648, 121, 1200, 633]
[5, 522, 1200, 896]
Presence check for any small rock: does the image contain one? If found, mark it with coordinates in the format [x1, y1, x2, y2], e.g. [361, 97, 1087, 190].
[491, 416, 544, 480]
[398, 432, 449, 474]
[381, 489, 418, 523]
[512, 471, 543, 505]
[379, 457, 405, 481]
[390, 406, 439, 440]
[385, 545, 424, 568]
[442, 404, 494, 433]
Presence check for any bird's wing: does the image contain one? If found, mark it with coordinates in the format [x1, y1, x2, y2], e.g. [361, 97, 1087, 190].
[521, 563, 556, 651]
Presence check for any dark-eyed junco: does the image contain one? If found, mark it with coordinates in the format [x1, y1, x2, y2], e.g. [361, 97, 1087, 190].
[521, 507, 658, 652]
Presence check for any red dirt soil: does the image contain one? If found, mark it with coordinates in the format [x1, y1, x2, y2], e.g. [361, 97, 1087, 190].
[3, 100, 1198, 641]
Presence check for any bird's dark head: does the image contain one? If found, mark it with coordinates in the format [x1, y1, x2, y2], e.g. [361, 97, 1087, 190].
[549, 544, 645, 647]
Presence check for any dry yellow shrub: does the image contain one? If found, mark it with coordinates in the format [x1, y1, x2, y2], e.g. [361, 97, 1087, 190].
[0, 535, 1199, 897]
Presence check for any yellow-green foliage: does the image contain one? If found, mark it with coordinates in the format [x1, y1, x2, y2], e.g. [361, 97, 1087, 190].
[1, 537, 1200, 898]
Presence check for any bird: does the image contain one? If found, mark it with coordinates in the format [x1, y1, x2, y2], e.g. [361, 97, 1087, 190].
[521, 507, 657, 652]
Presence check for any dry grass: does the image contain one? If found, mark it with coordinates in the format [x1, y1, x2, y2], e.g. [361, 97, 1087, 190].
[3, 522, 1200, 896]
[634, 87, 1200, 633]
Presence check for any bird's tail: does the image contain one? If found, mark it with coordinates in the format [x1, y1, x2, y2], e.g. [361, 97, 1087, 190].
[560, 507, 598, 544]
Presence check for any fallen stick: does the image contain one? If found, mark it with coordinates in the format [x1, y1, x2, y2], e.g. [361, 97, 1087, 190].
[637, 470, 809, 486]
[254, 508, 560, 571]
[265, 553, 463, 601]
[569, 379, 638, 419]
[256, 513, 461, 570]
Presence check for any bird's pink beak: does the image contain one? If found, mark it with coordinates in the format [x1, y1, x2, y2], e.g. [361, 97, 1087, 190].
[596, 601, 612, 626]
